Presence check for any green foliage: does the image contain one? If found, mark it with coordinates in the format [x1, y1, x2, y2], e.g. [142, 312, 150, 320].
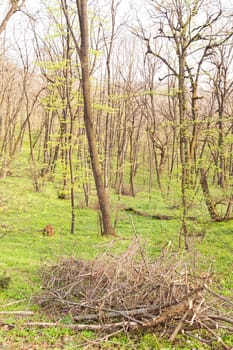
[92, 102, 118, 113]
[37, 59, 69, 72]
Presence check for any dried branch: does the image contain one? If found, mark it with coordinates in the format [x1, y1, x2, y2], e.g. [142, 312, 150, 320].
[204, 284, 233, 306]
[33, 239, 232, 346]
[0, 311, 34, 316]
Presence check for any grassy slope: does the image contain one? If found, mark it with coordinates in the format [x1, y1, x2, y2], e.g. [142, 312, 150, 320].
[0, 170, 232, 349]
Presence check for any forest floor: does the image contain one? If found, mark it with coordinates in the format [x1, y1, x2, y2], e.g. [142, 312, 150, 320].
[0, 172, 232, 349]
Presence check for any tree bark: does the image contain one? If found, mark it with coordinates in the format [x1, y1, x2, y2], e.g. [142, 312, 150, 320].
[200, 168, 219, 221]
[178, 52, 189, 250]
[76, 0, 115, 235]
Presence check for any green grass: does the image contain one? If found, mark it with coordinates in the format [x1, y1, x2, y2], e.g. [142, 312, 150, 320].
[0, 169, 232, 349]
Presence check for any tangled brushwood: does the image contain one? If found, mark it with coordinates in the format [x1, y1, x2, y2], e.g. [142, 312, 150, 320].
[34, 240, 233, 348]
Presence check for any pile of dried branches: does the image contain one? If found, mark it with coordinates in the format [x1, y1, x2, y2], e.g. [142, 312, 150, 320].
[34, 240, 233, 348]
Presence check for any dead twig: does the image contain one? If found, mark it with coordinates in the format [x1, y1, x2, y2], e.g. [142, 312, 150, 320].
[204, 284, 233, 306]
[0, 311, 34, 316]
[169, 310, 189, 342]
[1, 299, 26, 308]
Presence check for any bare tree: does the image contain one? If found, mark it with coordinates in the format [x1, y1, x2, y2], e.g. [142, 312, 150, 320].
[136, 0, 233, 248]
[0, 0, 25, 34]
[209, 45, 233, 189]
[61, 0, 115, 235]
[100, 0, 122, 188]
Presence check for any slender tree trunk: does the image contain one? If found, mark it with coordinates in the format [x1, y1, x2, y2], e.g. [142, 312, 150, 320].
[178, 53, 189, 250]
[200, 168, 219, 221]
[63, 13, 75, 234]
[147, 134, 153, 197]
[115, 104, 128, 196]
[59, 114, 69, 199]
[224, 194, 233, 220]
[217, 114, 226, 189]
[76, 0, 115, 235]
[27, 117, 40, 192]
[151, 141, 162, 192]
[128, 127, 135, 197]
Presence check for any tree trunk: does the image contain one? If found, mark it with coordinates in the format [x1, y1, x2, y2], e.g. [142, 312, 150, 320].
[76, 0, 115, 235]
[217, 115, 226, 189]
[200, 168, 219, 221]
[178, 53, 189, 250]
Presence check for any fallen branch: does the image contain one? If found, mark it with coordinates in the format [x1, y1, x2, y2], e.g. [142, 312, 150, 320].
[124, 207, 175, 220]
[4, 302, 188, 332]
[204, 284, 233, 306]
[124, 207, 196, 221]
[22, 321, 133, 331]
[208, 315, 233, 325]
[169, 310, 189, 342]
[142, 302, 188, 328]
[0, 311, 34, 316]
[201, 322, 230, 350]
[73, 286, 204, 323]
[1, 299, 26, 308]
